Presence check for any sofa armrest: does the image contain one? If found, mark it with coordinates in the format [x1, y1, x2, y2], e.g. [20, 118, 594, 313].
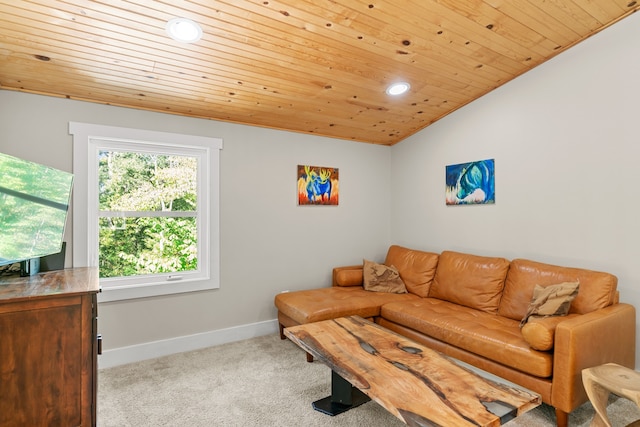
[551, 303, 636, 412]
[332, 265, 364, 287]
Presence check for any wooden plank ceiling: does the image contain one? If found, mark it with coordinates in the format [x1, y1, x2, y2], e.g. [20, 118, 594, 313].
[0, 1, 638, 145]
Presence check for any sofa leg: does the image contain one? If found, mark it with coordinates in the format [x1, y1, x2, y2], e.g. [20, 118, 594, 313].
[306, 352, 314, 363]
[555, 408, 568, 427]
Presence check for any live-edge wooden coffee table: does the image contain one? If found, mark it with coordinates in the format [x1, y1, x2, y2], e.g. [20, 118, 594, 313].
[284, 316, 540, 426]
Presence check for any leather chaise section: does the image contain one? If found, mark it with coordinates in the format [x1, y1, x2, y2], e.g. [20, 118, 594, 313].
[275, 286, 420, 325]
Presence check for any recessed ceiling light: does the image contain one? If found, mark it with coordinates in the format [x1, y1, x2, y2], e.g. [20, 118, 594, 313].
[386, 82, 411, 96]
[166, 18, 203, 43]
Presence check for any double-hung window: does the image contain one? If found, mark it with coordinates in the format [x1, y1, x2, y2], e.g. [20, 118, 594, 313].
[69, 123, 222, 302]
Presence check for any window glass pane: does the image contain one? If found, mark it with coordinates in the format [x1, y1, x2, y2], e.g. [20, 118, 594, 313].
[98, 150, 197, 212]
[98, 216, 197, 278]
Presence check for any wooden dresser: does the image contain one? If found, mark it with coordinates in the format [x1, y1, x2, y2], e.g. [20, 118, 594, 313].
[0, 267, 100, 427]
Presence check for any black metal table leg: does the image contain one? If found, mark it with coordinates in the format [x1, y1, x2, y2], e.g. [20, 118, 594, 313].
[312, 370, 371, 416]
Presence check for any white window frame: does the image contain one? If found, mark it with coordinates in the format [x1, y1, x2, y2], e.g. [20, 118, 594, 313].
[69, 122, 222, 302]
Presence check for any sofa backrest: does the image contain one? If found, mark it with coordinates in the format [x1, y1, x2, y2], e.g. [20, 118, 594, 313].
[429, 251, 510, 313]
[384, 245, 439, 298]
[498, 258, 618, 321]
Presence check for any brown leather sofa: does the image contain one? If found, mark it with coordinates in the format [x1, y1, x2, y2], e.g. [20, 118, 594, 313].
[274, 245, 636, 427]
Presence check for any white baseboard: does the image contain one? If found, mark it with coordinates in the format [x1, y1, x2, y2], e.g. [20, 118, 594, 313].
[98, 318, 279, 369]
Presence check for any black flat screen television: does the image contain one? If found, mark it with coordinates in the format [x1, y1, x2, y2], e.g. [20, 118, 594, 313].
[0, 152, 74, 275]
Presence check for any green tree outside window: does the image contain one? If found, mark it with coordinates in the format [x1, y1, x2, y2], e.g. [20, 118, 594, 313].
[98, 151, 197, 278]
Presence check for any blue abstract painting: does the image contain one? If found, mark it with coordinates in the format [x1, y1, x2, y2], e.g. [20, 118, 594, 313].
[446, 159, 495, 205]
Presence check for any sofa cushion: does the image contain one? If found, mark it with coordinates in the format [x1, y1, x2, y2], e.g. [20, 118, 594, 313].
[274, 286, 419, 324]
[521, 314, 579, 351]
[384, 245, 439, 298]
[520, 282, 580, 326]
[363, 259, 407, 293]
[428, 251, 510, 313]
[498, 259, 618, 321]
[380, 298, 553, 378]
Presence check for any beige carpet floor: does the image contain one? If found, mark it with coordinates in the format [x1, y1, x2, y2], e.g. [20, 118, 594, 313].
[98, 333, 639, 426]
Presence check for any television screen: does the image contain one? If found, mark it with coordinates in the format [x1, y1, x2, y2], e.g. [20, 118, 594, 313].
[0, 152, 74, 266]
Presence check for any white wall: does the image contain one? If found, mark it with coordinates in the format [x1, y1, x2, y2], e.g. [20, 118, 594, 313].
[391, 12, 640, 366]
[0, 91, 392, 359]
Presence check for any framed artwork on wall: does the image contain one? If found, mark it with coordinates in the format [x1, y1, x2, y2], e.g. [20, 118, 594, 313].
[297, 164, 339, 205]
[446, 159, 495, 205]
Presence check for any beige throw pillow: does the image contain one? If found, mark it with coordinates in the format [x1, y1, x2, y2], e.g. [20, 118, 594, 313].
[520, 281, 580, 327]
[363, 259, 407, 293]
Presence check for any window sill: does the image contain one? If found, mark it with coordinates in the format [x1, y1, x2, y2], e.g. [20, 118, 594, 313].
[97, 277, 217, 302]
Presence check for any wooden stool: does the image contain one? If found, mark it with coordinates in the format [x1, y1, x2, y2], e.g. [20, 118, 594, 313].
[582, 363, 640, 427]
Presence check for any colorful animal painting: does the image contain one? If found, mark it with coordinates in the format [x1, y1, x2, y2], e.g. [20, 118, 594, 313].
[446, 159, 495, 205]
[297, 165, 339, 205]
